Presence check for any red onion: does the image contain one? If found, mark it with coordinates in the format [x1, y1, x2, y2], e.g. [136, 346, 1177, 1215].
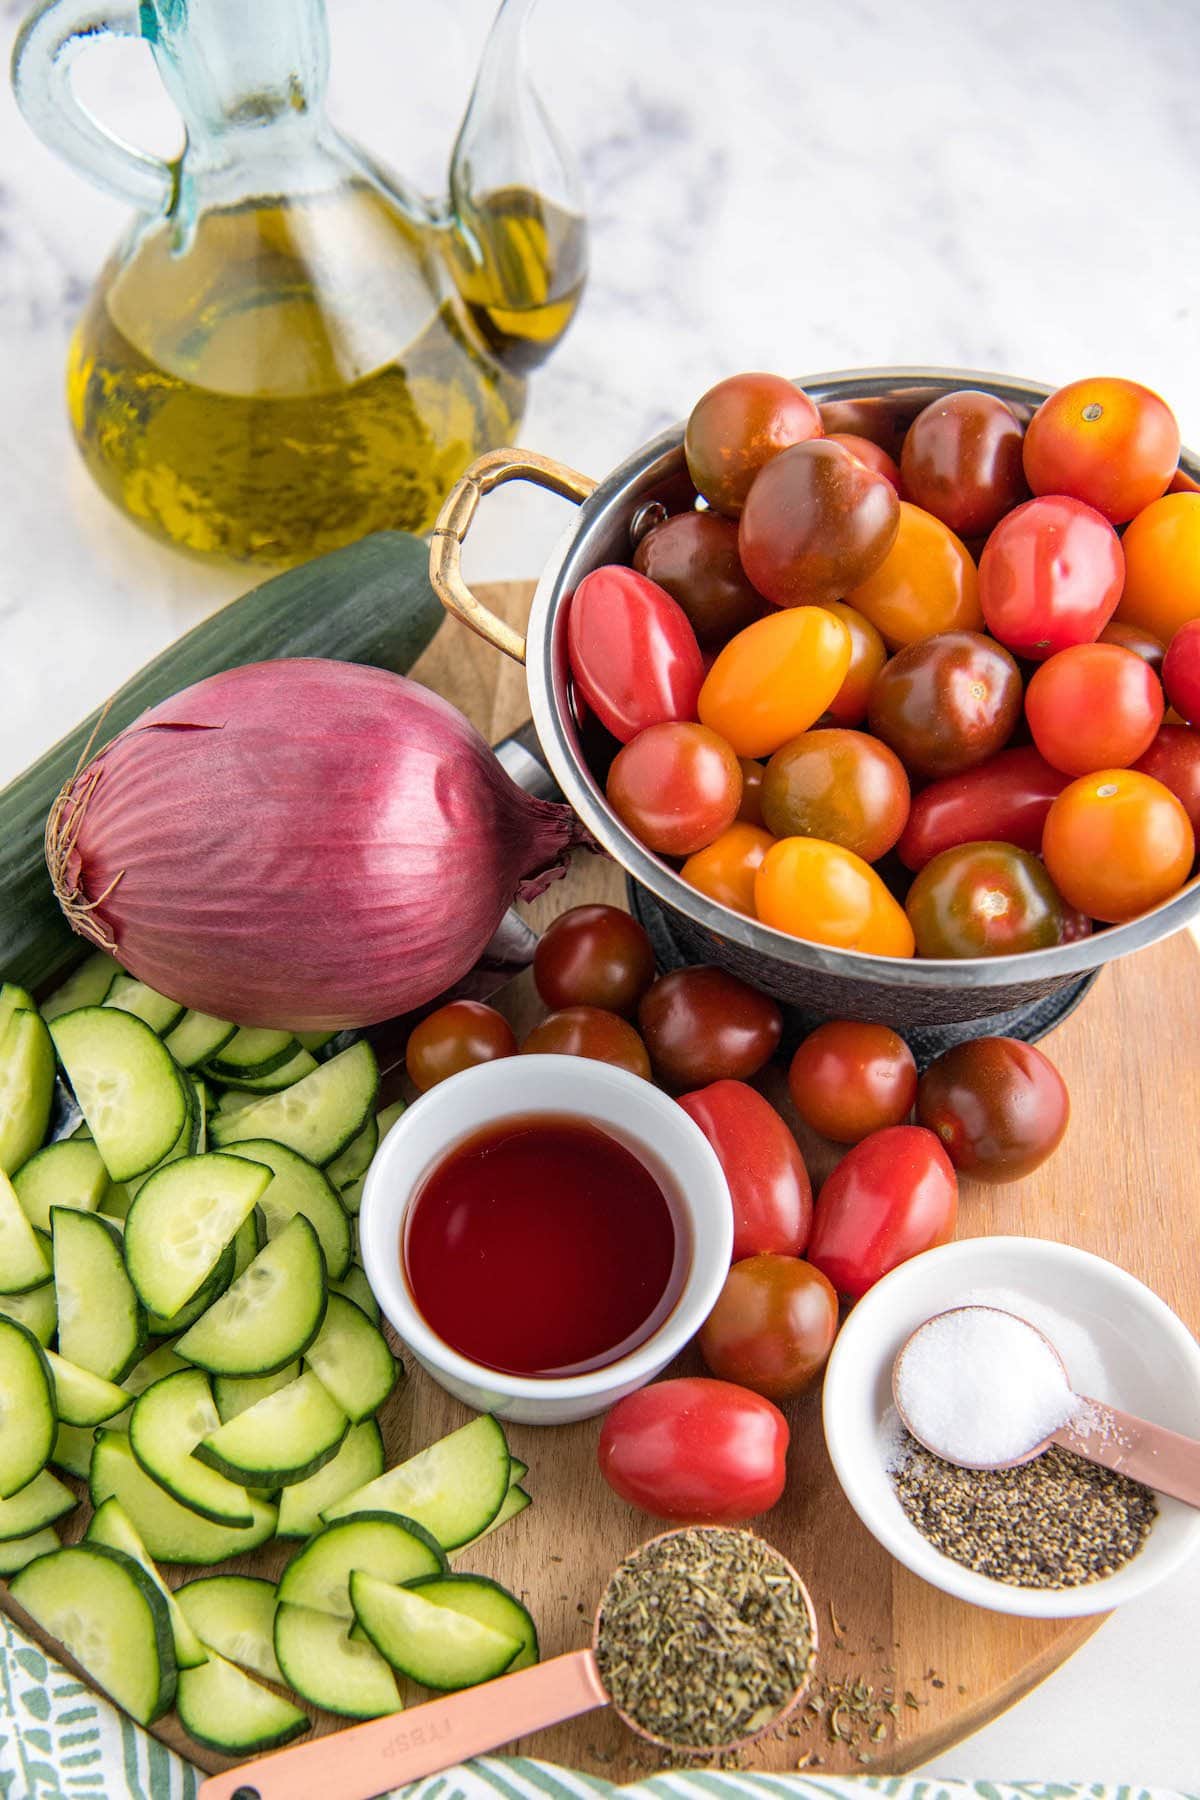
[47, 660, 592, 1030]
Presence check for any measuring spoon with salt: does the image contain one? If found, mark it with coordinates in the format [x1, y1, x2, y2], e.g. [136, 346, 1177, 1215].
[892, 1304, 1200, 1505]
[197, 1526, 818, 1800]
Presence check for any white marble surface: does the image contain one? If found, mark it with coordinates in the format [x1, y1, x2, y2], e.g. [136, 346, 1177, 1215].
[2, 0, 1199, 1781]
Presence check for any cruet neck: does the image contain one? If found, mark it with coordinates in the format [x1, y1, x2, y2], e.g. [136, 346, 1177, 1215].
[142, 0, 331, 144]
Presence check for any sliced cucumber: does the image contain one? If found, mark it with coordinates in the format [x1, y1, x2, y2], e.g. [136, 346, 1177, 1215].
[211, 1042, 379, 1167]
[143, 1239, 236, 1337]
[175, 1213, 326, 1377]
[0, 1526, 61, 1574]
[410, 1574, 537, 1672]
[0, 1170, 52, 1293]
[90, 1431, 276, 1565]
[457, 1484, 532, 1552]
[13, 1138, 109, 1233]
[129, 1368, 256, 1527]
[276, 1420, 384, 1540]
[350, 1573, 519, 1691]
[163, 1010, 236, 1070]
[296, 1030, 338, 1053]
[187, 1079, 206, 1153]
[0, 982, 37, 1030]
[214, 1362, 300, 1423]
[230, 1204, 265, 1279]
[304, 1294, 397, 1423]
[53, 1207, 145, 1380]
[49, 1007, 187, 1182]
[325, 1115, 378, 1191]
[0, 1468, 76, 1542]
[0, 1007, 55, 1177]
[39, 950, 120, 1022]
[274, 1602, 401, 1719]
[100, 1180, 132, 1220]
[207, 1028, 302, 1080]
[278, 1510, 446, 1619]
[323, 1413, 510, 1549]
[176, 1651, 308, 1754]
[124, 1342, 189, 1397]
[124, 1151, 271, 1318]
[197, 1371, 348, 1486]
[121, 1079, 197, 1205]
[175, 1574, 282, 1684]
[44, 1350, 128, 1426]
[102, 975, 185, 1036]
[377, 1100, 406, 1142]
[0, 1278, 56, 1346]
[0, 1315, 55, 1497]
[86, 1497, 208, 1671]
[228, 1139, 351, 1280]
[211, 1047, 319, 1094]
[11, 1542, 177, 1724]
[331, 1263, 379, 1324]
[52, 1421, 98, 1480]
[338, 1171, 365, 1216]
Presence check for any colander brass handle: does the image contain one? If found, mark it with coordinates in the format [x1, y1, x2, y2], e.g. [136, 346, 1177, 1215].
[430, 448, 597, 665]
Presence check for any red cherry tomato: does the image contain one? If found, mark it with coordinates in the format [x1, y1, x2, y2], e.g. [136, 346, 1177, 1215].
[533, 905, 655, 1017]
[1134, 725, 1200, 836]
[567, 565, 704, 743]
[900, 389, 1028, 537]
[806, 1125, 958, 1299]
[896, 746, 1071, 872]
[406, 1001, 517, 1092]
[1022, 377, 1180, 524]
[597, 1377, 789, 1522]
[677, 1079, 812, 1259]
[787, 1020, 917, 1144]
[638, 967, 782, 1091]
[979, 496, 1124, 660]
[520, 1006, 651, 1078]
[739, 440, 900, 608]
[632, 511, 764, 645]
[1025, 643, 1164, 776]
[1098, 619, 1166, 672]
[685, 373, 822, 517]
[825, 432, 902, 491]
[606, 722, 742, 856]
[698, 1255, 839, 1399]
[916, 1037, 1069, 1183]
[1163, 620, 1200, 726]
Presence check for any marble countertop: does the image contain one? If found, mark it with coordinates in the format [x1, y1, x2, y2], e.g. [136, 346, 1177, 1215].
[2, 0, 1198, 1782]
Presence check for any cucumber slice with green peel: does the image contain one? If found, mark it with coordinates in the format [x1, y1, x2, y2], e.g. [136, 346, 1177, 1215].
[228, 1140, 351, 1280]
[409, 1574, 538, 1671]
[304, 1294, 397, 1423]
[124, 1152, 271, 1318]
[143, 1239, 236, 1337]
[210, 1048, 319, 1094]
[0, 1468, 76, 1542]
[0, 1526, 61, 1574]
[211, 1042, 379, 1168]
[100, 1180, 132, 1220]
[296, 1030, 338, 1053]
[0, 1171, 52, 1293]
[102, 976, 185, 1036]
[215, 1086, 258, 1116]
[0, 982, 37, 1029]
[214, 1362, 300, 1422]
[274, 1602, 401, 1719]
[45, 1350, 129, 1426]
[338, 1172, 365, 1215]
[176, 1650, 309, 1755]
[90, 1431, 276, 1564]
[331, 1263, 379, 1323]
[509, 1459, 528, 1486]
[278, 1511, 446, 1619]
[130, 1369, 257, 1527]
[276, 1419, 385, 1540]
[456, 1485, 532, 1554]
[230, 1204, 266, 1279]
[175, 1213, 327, 1377]
[49, 1007, 188, 1182]
[207, 1028, 302, 1081]
[189, 1079, 207, 1154]
[0, 1278, 56, 1346]
[323, 1413, 510, 1549]
[86, 1497, 208, 1671]
[377, 1100, 406, 1142]
[124, 1342, 189, 1397]
[325, 1115, 378, 1191]
[121, 1079, 199, 1205]
[0, 1316, 55, 1497]
[53, 1207, 145, 1380]
[163, 1011, 237, 1070]
[11, 1542, 177, 1724]
[14, 1138, 109, 1232]
[52, 1421, 98, 1479]
[39, 951, 120, 1023]
[197, 1371, 348, 1486]
[176, 1574, 282, 1683]
[350, 1573, 520, 1690]
[0, 1007, 56, 1176]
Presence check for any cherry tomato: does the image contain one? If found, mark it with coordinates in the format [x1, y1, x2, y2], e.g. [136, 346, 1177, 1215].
[681, 822, 774, 916]
[846, 501, 981, 648]
[867, 630, 1022, 779]
[737, 757, 765, 824]
[698, 607, 852, 758]
[1169, 465, 1200, 495]
[818, 397, 909, 462]
[632, 511, 764, 645]
[1025, 643, 1164, 776]
[900, 390, 1027, 537]
[820, 601, 888, 727]
[520, 1006, 651, 1078]
[1116, 493, 1200, 644]
[638, 966, 782, 1091]
[1042, 769, 1195, 923]
[566, 565, 704, 744]
[979, 496, 1124, 660]
[598, 1377, 789, 1522]
[698, 1255, 838, 1400]
[1098, 619, 1166, 672]
[739, 440, 900, 608]
[1162, 620, 1200, 726]
[684, 373, 821, 517]
[760, 729, 910, 863]
[1134, 725, 1200, 837]
[917, 1036, 1069, 1183]
[825, 432, 902, 490]
[905, 841, 1067, 958]
[1023, 377, 1180, 524]
[1061, 905, 1094, 942]
[788, 1020, 917, 1144]
[896, 745, 1070, 872]
[406, 1000, 517, 1092]
[677, 1079, 812, 1259]
[533, 905, 655, 1017]
[806, 1125, 958, 1299]
[607, 722, 742, 856]
[755, 837, 916, 956]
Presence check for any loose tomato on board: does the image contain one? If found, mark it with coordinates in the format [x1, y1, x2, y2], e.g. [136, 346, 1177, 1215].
[632, 511, 764, 645]
[684, 373, 822, 516]
[846, 501, 982, 648]
[896, 746, 1071, 872]
[819, 601, 889, 727]
[1042, 769, 1195, 923]
[533, 905, 655, 1017]
[755, 838, 916, 957]
[979, 496, 1124, 659]
[698, 606, 852, 758]
[638, 966, 782, 1091]
[1024, 643, 1164, 776]
[1022, 377, 1180, 524]
[917, 1037, 1070, 1183]
[677, 1079, 812, 1259]
[520, 1006, 651, 1079]
[788, 1020, 917, 1144]
[566, 565, 704, 743]
[598, 1377, 789, 1522]
[1098, 619, 1166, 672]
[760, 729, 910, 863]
[905, 841, 1067, 958]
[739, 440, 900, 608]
[698, 1255, 838, 1400]
[406, 1001, 517, 1092]
[899, 389, 1028, 538]
[1134, 725, 1200, 836]
[867, 630, 1022, 779]
[1162, 620, 1200, 726]
[606, 722, 742, 856]
[825, 432, 903, 491]
[806, 1125, 958, 1299]
[681, 822, 774, 916]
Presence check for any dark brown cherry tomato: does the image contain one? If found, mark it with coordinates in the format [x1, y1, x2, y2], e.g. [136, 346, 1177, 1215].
[533, 905, 655, 1017]
[1025, 643, 1164, 776]
[567, 565, 704, 743]
[598, 1377, 789, 1522]
[820, 601, 888, 727]
[1060, 904, 1094, 942]
[633, 511, 764, 645]
[905, 841, 1067, 958]
[897, 745, 1071, 871]
[917, 1036, 1070, 1182]
[1023, 377, 1180, 524]
[520, 1006, 651, 1079]
[737, 757, 765, 824]
[1098, 619, 1166, 673]
[606, 722, 742, 857]
[1163, 620, 1200, 726]
[761, 729, 910, 863]
[1134, 724, 1200, 836]
[787, 1020, 917, 1144]
[867, 631, 1023, 779]
[979, 496, 1124, 660]
[677, 1079, 812, 1259]
[806, 1126, 957, 1299]
[684, 373, 821, 517]
[825, 432, 902, 491]
[900, 389, 1028, 538]
[698, 1255, 838, 1399]
[406, 1001, 517, 1092]
[739, 440, 901, 608]
[818, 397, 909, 462]
[638, 966, 782, 1092]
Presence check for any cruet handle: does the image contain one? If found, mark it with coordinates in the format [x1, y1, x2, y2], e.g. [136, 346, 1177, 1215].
[11, 0, 173, 211]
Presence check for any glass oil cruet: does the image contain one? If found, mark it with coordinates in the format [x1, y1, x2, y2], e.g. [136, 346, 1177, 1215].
[11, 0, 588, 564]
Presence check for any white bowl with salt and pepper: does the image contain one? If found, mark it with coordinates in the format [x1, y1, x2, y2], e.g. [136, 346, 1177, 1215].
[822, 1236, 1200, 1617]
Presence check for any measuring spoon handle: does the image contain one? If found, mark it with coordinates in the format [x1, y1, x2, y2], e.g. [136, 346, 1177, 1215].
[1054, 1397, 1200, 1508]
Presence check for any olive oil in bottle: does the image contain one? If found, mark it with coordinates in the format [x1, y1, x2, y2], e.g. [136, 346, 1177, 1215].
[447, 186, 588, 375]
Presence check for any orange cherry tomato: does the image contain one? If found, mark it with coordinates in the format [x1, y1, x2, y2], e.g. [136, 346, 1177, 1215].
[737, 757, 766, 824]
[1023, 377, 1180, 524]
[698, 607, 852, 758]
[846, 502, 982, 648]
[1116, 493, 1200, 644]
[820, 601, 888, 726]
[1042, 769, 1195, 923]
[681, 822, 775, 917]
[754, 837, 916, 956]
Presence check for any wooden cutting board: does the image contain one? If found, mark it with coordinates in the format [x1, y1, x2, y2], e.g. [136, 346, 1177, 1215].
[5, 580, 1200, 1783]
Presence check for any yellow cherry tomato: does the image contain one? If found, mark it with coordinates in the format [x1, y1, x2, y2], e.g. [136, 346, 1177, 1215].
[1116, 493, 1200, 644]
[698, 607, 851, 758]
[754, 837, 916, 957]
[847, 501, 982, 648]
[681, 822, 775, 917]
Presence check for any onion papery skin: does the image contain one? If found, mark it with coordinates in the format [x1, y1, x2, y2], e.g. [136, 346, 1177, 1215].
[48, 660, 589, 1030]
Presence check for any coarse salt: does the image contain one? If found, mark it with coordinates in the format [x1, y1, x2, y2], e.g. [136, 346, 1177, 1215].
[895, 1306, 1078, 1466]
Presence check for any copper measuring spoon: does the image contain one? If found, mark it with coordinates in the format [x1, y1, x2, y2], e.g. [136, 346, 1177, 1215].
[893, 1304, 1200, 1504]
[197, 1527, 818, 1800]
